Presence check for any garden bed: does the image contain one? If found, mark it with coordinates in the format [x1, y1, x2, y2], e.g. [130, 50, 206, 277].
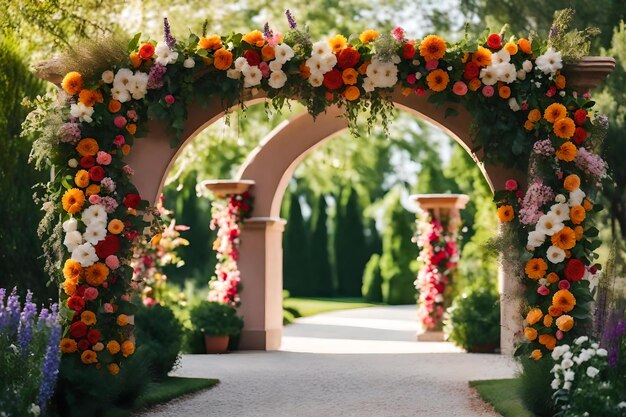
[470, 379, 535, 417]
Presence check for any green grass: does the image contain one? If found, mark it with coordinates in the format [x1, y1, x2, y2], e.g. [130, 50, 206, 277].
[470, 379, 536, 417]
[283, 297, 381, 318]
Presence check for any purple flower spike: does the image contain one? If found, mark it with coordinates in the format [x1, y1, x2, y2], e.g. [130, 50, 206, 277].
[17, 290, 37, 354]
[285, 9, 297, 29]
[263, 22, 273, 40]
[163, 17, 176, 48]
[38, 317, 61, 413]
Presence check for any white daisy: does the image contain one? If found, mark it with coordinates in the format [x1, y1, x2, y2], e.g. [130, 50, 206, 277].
[550, 203, 570, 222]
[268, 70, 287, 89]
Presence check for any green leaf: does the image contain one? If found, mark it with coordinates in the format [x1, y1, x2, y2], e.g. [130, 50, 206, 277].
[128, 33, 142, 52]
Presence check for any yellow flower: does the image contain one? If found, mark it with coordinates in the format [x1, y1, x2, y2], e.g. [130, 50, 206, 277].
[528, 109, 541, 123]
[63, 259, 82, 281]
[84, 263, 109, 287]
[563, 174, 580, 191]
[62, 189, 85, 214]
[553, 117, 576, 139]
[556, 315, 574, 332]
[503, 42, 518, 55]
[552, 289, 576, 313]
[81, 350, 98, 364]
[61, 72, 84, 95]
[471, 46, 492, 67]
[419, 35, 447, 62]
[525, 258, 547, 280]
[108, 363, 120, 375]
[197, 34, 222, 50]
[121, 340, 135, 357]
[426, 69, 449, 92]
[107, 340, 121, 355]
[551, 227, 576, 250]
[497, 205, 514, 222]
[74, 170, 90, 188]
[526, 308, 543, 325]
[570, 206, 586, 224]
[544, 103, 567, 123]
[76, 138, 99, 157]
[63, 280, 77, 296]
[547, 272, 560, 284]
[530, 349, 543, 360]
[213, 48, 233, 71]
[60, 338, 78, 353]
[81, 311, 97, 326]
[328, 35, 348, 53]
[129, 52, 142, 68]
[524, 327, 538, 341]
[108, 219, 125, 235]
[556, 141, 577, 162]
[242, 30, 265, 47]
[543, 315, 553, 327]
[359, 29, 379, 44]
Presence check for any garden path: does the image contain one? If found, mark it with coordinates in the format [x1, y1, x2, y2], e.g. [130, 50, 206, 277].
[137, 305, 517, 417]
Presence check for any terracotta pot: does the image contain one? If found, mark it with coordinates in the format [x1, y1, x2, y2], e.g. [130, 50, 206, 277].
[204, 335, 229, 354]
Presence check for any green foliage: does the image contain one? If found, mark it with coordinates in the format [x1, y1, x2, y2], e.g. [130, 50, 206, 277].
[283, 192, 313, 296]
[444, 288, 500, 352]
[310, 195, 333, 297]
[137, 377, 218, 410]
[548, 8, 600, 63]
[134, 305, 183, 380]
[188, 301, 243, 337]
[361, 254, 383, 302]
[379, 186, 417, 305]
[518, 356, 557, 417]
[469, 379, 535, 417]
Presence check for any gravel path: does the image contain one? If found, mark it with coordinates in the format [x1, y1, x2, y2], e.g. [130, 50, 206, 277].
[137, 305, 517, 417]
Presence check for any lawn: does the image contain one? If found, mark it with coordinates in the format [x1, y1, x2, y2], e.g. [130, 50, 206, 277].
[283, 297, 381, 321]
[470, 379, 535, 417]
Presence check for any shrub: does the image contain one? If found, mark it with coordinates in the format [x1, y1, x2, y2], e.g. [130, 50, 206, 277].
[361, 254, 383, 302]
[189, 301, 243, 337]
[135, 304, 183, 380]
[444, 288, 500, 352]
[518, 356, 556, 417]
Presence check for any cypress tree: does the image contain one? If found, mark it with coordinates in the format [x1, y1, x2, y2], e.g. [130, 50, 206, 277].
[283, 192, 312, 296]
[310, 195, 333, 296]
[362, 253, 383, 302]
[335, 187, 367, 297]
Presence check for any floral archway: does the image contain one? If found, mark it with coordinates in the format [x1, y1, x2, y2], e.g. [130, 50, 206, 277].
[29, 8, 614, 382]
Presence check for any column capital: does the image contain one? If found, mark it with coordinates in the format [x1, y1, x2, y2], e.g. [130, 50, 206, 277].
[243, 216, 287, 231]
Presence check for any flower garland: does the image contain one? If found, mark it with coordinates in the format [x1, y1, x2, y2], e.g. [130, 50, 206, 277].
[414, 213, 460, 331]
[25, 11, 610, 371]
[208, 192, 253, 307]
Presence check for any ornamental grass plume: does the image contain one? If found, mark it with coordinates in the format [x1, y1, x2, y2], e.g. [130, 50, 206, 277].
[57, 34, 129, 84]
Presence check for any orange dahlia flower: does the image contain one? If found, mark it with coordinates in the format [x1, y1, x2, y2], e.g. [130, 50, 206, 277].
[242, 30, 265, 47]
[344, 86, 360, 101]
[554, 117, 576, 139]
[107, 340, 121, 354]
[570, 206, 586, 224]
[108, 219, 124, 235]
[551, 226, 576, 250]
[524, 327, 538, 341]
[419, 35, 446, 62]
[81, 350, 98, 364]
[78, 89, 99, 107]
[556, 315, 574, 332]
[544, 103, 567, 123]
[74, 170, 90, 188]
[563, 174, 580, 191]
[60, 338, 78, 353]
[81, 311, 97, 326]
[525, 258, 548, 279]
[121, 340, 135, 357]
[213, 48, 233, 70]
[62, 188, 85, 214]
[63, 259, 83, 281]
[552, 289, 576, 313]
[426, 69, 449, 92]
[471, 46, 492, 67]
[517, 38, 532, 54]
[61, 71, 84, 95]
[85, 263, 109, 287]
[503, 42, 518, 55]
[198, 35, 222, 50]
[497, 205, 514, 222]
[556, 141, 577, 162]
[530, 349, 543, 360]
[539, 334, 557, 350]
[76, 138, 99, 157]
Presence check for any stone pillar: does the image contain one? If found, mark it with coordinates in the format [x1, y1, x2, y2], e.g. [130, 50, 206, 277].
[237, 217, 286, 350]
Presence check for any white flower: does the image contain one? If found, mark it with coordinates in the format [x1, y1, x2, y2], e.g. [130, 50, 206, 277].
[492, 50, 511, 64]
[536, 212, 564, 236]
[550, 379, 560, 390]
[305, 55, 325, 74]
[110, 86, 131, 103]
[113, 68, 134, 90]
[70, 102, 94, 123]
[63, 230, 83, 252]
[555, 194, 566, 203]
[242, 64, 262, 87]
[522, 60, 533, 72]
[415, 72, 422, 80]
[617, 402, 626, 409]
[362, 77, 376, 92]
[517, 70, 527, 80]
[42, 201, 54, 212]
[596, 348, 608, 357]
[497, 63, 517, 83]
[563, 381, 572, 390]
[575, 336, 589, 345]
[268, 70, 287, 89]
[84, 223, 107, 245]
[527, 230, 546, 249]
[550, 203, 570, 222]
[563, 369, 575, 381]
[81, 204, 107, 227]
[226, 69, 241, 80]
[559, 91, 566, 97]
[321, 53, 338, 72]
[269, 60, 283, 72]
[586, 366, 599, 378]
[508, 98, 520, 112]
[154, 41, 178, 65]
[71, 243, 98, 267]
[552, 345, 570, 360]
[183, 57, 195, 68]
[547, 246, 566, 264]
[367, 58, 398, 88]
[311, 40, 332, 56]
[68, 158, 78, 168]
[561, 358, 574, 369]
[392, 55, 401, 64]
[569, 188, 586, 207]
[535, 47, 563, 75]
[101, 70, 114, 84]
[29, 403, 40, 416]
[274, 43, 295, 64]
[412, 59, 420, 66]
[128, 71, 149, 100]
[308, 72, 324, 87]
[479, 67, 498, 85]
[234, 57, 248, 70]
[63, 218, 78, 233]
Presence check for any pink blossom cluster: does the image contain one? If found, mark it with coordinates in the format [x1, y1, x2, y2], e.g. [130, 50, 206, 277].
[532, 139, 555, 156]
[97, 196, 119, 214]
[574, 147, 608, 180]
[100, 177, 116, 193]
[519, 180, 554, 225]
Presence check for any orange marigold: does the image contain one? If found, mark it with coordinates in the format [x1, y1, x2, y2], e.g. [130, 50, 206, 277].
[85, 184, 100, 197]
[539, 334, 557, 350]
[574, 225, 584, 240]
[471, 46, 492, 67]
[129, 52, 142, 68]
[497, 205, 514, 222]
[528, 109, 542, 122]
[121, 340, 135, 357]
[543, 315, 553, 327]
[81, 350, 98, 364]
[547, 272, 560, 284]
[498, 86, 511, 99]
[126, 123, 137, 135]
[517, 38, 532, 54]
[563, 174, 580, 191]
[61, 72, 84, 95]
[74, 170, 90, 188]
[78, 89, 99, 107]
[63, 280, 77, 296]
[544, 103, 567, 123]
[122, 144, 131, 156]
[468, 78, 481, 91]
[570, 206, 586, 224]
[583, 199, 593, 211]
[426, 69, 449, 92]
[108, 99, 122, 113]
[242, 30, 265, 47]
[213, 48, 233, 71]
[524, 120, 535, 131]
[554, 117, 576, 139]
[328, 34, 348, 53]
[60, 338, 78, 353]
[107, 340, 121, 354]
[197, 34, 222, 50]
[108, 363, 120, 375]
[526, 308, 543, 325]
[525, 258, 548, 279]
[117, 314, 129, 326]
[552, 289, 576, 313]
[342, 68, 359, 85]
[85, 263, 109, 287]
[419, 35, 446, 62]
[549, 305, 564, 317]
[530, 349, 543, 360]
[63, 259, 82, 281]
[555, 74, 566, 89]
[503, 42, 518, 55]
[551, 227, 576, 250]
[62, 188, 85, 214]
[524, 327, 538, 341]
[76, 138, 99, 156]
[556, 315, 574, 332]
[108, 219, 124, 235]
[556, 141, 577, 162]
[344, 86, 360, 101]
[81, 311, 97, 326]
[261, 45, 275, 61]
[359, 29, 379, 44]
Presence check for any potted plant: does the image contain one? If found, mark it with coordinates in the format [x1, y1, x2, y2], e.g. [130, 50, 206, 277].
[189, 301, 243, 353]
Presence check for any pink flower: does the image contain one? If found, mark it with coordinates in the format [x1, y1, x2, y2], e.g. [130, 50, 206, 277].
[105, 255, 119, 270]
[452, 81, 468, 96]
[406, 73, 416, 85]
[392, 26, 406, 41]
[546, 85, 556, 97]
[114, 116, 127, 128]
[537, 285, 550, 296]
[126, 110, 138, 121]
[556, 330, 564, 340]
[516, 190, 524, 198]
[558, 280, 570, 290]
[84, 287, 99, 301]
[521, 101, 529, 111]
[583, 91, 591, 100]
[425, 60, 439, 70]
[505, 179, 518, 191]
[122, 165, 134, 175]
[96, 151, 112, 165]
[88, 195, 101, 205]
[482, 85, 494, 97]
[415, 87, 426, 96]
[268, 33, 282, 47]
[121, 293, 131, 302]
[103, 303, 114, 313]
[143, 297, 156, 307]
[259, 62, 270, 78]
[165, 95, 175, 105]
[113, 135, 125, 147]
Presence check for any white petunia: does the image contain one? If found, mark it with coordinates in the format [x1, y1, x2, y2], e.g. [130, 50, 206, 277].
[81, 204, 107, 227]
[274, 43, 295, 64]
[70, 103, 94, 123]
[241, 64, 262, 87]
[308, 72, 324, 87]
[550, 203, 570, 222]
[563, 369, 575, 381]
[550, 379, 560, 390]
[234, 57, 248, 70]
[110, 86, 131, 103]
[575, 336, 589, 345]
[367, 58, 398, 88]
[269, 60, 283, 72]
[492, 50, 511, 64]
[563, 381, 572, 390]
[535, 47, 563, 75]
[154, 41, 178, 66]
[547, 246, 566, 264]
[552, 344, 570, 360]
[522, 60, 533, 72]
[596, 348, 608, 357]
[536, 212, 564, 236]
[479, 67, 498, 85]
[63, 230, 83, 252]
[586, 366, 599, 378]
[128, 71, 149, 100]
[527, 230, 546, 249]
[183, 57, 195, 68]
[497, 63, 517, 83]
[226, 69, 241, 80]
[102, 70, 114, 84]
[84, 223, 107, 245]
[71, 243, 99, 267]
[321, 53, 338, 72]
[63, 218, 78, 233]
[362, 77, 376, 92]
[311, 40, 332, 56]
[113, 68, 134, 90]
[555, 194, 566, 203]
[561, 358, 574, 369]
[517, 70, 527, 80]
[305, 55, 325, 74]
[569, 188, 586, 207]
[268, 70, 287, 89]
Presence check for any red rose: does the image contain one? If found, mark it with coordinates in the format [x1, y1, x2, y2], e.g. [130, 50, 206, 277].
[402, 42, 416, 59]
[463, 62, 480, 80]
[487, 33, 502, 50]
[572, 127, 589, 145]
[77, 339, 91, 351]
[138, 43, 155, 60]
[243, 49, 261, 66]
[564, 258, 586, 282]
[229, 228, 240, 240]
[95, 234, 120, 259]
[87, 328, 101, 345]
[69, 321, 87, 338]
[80, 156, 96, 169]
[123, 193, 141, 209]
[337, 47, 361, 69]
[89, 166, 105, 182]
[76, 285, 87, 297]
[574, 109, 587, 126]
[67, 295, 85, 312]
[323, 69, 344, 90]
